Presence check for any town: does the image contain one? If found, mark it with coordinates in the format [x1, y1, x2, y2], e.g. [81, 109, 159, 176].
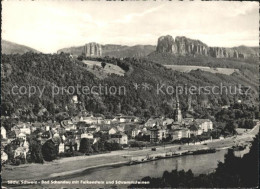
[1, 94, 217, 165]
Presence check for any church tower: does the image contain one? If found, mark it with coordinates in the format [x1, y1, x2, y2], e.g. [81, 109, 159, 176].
[174, 93, 182, 123]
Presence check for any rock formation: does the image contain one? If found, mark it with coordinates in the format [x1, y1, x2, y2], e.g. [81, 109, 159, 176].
[83, 42, 102, 57]
[156, 35, 250, 59]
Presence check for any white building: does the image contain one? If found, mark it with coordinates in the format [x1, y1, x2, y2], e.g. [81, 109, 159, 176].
[1, 126, 6, 139]
[59, 143, 65, 153]
[20, 125, 31, 135]
[108, 127, 117, 135]
[81, 133, 94, 139]
[195, 119, 213, 132]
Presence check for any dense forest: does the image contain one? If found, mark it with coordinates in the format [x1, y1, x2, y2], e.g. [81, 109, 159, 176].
[1, 53, 259, 125]
[129, 134, 259, 188]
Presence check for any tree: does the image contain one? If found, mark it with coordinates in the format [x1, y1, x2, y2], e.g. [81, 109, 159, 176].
[42, 140, 57, 161]
[29, 138, 44, 163]
[101, 62, 106, 69]
[79, 138, 93, 153]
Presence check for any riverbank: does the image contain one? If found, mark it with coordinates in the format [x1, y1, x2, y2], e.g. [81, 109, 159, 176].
[2, 124, 258, 183]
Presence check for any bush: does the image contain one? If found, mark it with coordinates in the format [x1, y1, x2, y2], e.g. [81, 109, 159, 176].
[42, 140, 58, 161]
[122, 144, 129, 148]
[15, 159, 21, 166]
[130, 141, 145, 148]
[73, 151, 84, 156]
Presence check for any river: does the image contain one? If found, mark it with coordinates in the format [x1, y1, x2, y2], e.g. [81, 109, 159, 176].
[39, 149, 228, 188]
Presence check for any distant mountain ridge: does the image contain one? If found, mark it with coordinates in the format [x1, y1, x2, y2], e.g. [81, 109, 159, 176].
[58, 44, 156, 58]
[57, 35, 258, 59]
[1, 40, 40, 54]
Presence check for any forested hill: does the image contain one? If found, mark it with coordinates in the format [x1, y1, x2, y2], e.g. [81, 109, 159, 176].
[1, 40, 40, 54]
[1, 53, 258, 122]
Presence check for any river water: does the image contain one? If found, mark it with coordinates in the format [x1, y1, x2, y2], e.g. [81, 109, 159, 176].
[45, 149, 228, 188]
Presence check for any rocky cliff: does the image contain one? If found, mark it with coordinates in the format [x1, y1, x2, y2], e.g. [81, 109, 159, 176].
[156, 35, 257, 59]
[84, 42, 102, 57]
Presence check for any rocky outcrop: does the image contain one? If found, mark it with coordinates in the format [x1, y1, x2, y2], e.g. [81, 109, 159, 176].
[156, 35, 176, 53]
[208, 47, 239, 58]
[84, 42, 102, 57]
[156, 35, 208, 56]
[156, 35, 251, 59]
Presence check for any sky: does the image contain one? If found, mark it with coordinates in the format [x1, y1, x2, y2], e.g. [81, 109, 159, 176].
[2, 1, 259, 53]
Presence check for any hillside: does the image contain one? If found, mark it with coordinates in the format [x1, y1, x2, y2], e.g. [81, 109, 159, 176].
[102, 45, 156, 58]
[1, 40, 40, 54]
[232, 46, 259, 56]
[1, 53, 258, 122]
[81, 60, 125, 79]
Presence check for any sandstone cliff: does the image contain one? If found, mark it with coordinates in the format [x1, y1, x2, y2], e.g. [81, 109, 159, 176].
[156, 35, 257, 59]
[83, 42, 102, 57]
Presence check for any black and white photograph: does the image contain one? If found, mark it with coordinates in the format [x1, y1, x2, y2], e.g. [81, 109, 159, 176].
[1, 1, 259, 188]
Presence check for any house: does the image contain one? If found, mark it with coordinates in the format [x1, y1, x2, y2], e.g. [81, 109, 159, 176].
[110, 132, 128, 144]
[14, 146, 27, 159]
[43, 125, 51, 132]
[181, 128, 191, 138]
[163, 118, 174, 126]
[71, 116, 80, 123]
[168, 122, 181, 130]
[116, 125, 125, 132]
[76, 121, 90, 130]
[131, 128, 141, 138]
[171, 129, 183, 140]
[145, 117, 163, 127]
[119, 116, 133, 123]
[1, 151, 8, 163]
[108, 127, 117, 135]
[194, 119, 213, 132]
[221, 105, 230, 109]
[149, 125, 167, 143]
[150, 126, 159, 143]
[80, 115, 97, 124]
[64, 137, 77, 152]
[182, 118, 194, 126]
[1, 126, 6, 139]
[134, 117, 141, 123]
[99, 125, 110, 133]
[87, 127, 98, 134]
[58, 142, 65, 153]
[11, 125, 21, 134]
[189, 125, 203, 136]
[18, 133, 26, 140]
[61, 120, 77, 131]
[104, 119, 112, 125]
[41, 130, 53, 139]
[31, 122, 43, 132]
[111, 116, 120, 123]
[89, 125, 100, 132]
[96, 117, 104, 124]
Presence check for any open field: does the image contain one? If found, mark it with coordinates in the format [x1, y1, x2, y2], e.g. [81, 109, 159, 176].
[82, 60, 125, 78]
[2, 124, 258, 184]
[164, 65, 239, 75]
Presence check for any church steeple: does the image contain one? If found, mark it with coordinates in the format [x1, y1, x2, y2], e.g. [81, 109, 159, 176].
[174, 93, 182, 123]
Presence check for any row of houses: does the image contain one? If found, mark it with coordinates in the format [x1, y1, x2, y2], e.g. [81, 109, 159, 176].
[148, 118, 213, 143]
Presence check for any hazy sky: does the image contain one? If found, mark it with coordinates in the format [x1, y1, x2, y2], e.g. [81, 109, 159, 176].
[2, 1, 259, 53]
